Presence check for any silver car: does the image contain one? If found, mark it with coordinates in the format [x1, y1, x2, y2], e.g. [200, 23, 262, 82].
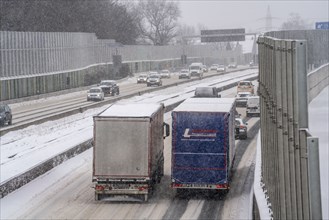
[160, 70, 171, 78]
[235, 92, 252, 107]
[235, 118, 248, 139]
[87, 87, 104, 101]
[137, 74, 148, 83]
[179, 69, 191, 79]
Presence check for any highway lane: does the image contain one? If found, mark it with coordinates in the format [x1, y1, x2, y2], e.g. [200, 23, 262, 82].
[1, 80, 260, 219]
[1, 67, 256, 135]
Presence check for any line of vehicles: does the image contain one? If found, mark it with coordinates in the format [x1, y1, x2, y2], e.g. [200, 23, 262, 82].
[234, 80, 260, 140]
[86, 62, 239, 102]
[87, 80, 120, 101]
[137, 61, 235, 85]
[92, 81, 260, 202]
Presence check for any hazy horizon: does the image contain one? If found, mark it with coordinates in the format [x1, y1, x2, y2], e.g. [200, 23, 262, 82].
[177, 0, 329, 32]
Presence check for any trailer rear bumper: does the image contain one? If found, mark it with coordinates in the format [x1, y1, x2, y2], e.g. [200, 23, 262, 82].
[94, 183, 150, 201]
[171, 182, 229, 189]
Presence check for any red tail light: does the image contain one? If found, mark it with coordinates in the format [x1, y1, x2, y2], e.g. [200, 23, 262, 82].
[95, 185, 105, 191]
[216, 183, 228, 189]
[172, 183, 183, 188]
[138, 186, 148, 191]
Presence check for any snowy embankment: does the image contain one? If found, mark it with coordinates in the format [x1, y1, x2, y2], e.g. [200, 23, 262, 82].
[0, 70, 257, 197]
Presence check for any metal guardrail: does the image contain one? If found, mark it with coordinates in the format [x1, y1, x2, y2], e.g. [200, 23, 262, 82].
[257, 34, 324, 219]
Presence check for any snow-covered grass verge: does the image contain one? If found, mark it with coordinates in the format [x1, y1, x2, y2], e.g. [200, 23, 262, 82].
[253, 131, 273, 220]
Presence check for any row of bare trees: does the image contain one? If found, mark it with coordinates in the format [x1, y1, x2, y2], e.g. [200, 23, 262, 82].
[1, 0, 196, 45]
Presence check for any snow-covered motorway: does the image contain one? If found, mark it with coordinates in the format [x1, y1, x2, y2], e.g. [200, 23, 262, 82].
[0, 67, 255, 135]
[1, 69, 259, 219]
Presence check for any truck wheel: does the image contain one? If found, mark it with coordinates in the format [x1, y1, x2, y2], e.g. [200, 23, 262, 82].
[176, 189, 188, 198]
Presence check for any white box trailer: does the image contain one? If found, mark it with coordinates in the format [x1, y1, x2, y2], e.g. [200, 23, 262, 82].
[92, 103, 170, 201]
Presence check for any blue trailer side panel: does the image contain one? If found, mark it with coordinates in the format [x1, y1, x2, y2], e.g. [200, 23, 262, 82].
[171, 111, 230, 185]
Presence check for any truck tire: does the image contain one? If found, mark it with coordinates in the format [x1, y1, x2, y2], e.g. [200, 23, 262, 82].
[176, 188, 188, 198]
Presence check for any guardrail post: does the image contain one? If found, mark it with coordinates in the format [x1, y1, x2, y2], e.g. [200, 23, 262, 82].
[281, 40, 292, 220]
[275, 39, 287, 219]
[293, 40, 307, 219]
[307, 137, 322, 220]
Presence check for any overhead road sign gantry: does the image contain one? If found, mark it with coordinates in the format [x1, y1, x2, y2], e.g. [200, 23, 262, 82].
[201, 28, 246, 42]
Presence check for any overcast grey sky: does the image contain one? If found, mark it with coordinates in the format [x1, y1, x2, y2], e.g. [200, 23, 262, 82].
[177, 0, 329, 32]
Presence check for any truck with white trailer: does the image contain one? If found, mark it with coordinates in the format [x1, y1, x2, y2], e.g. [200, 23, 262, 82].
[171, 98, 236, 193]
[92, 102, 170, 201]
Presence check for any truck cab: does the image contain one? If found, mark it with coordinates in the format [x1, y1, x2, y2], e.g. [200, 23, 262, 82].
[246, 96, 260, 117]
[189, 63, 204, 79]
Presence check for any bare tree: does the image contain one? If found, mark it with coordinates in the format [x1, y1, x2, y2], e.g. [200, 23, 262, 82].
[281, 13, 312, 30]
[176, 24, 196, 45]
[137, 0, 180, 45]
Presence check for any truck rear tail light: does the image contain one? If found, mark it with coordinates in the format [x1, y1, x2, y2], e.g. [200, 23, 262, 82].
[215, 183, 228, 189]
[138, 186, 148, 191]
[172, 183, 183, 188]
[95, 185, 105, 191]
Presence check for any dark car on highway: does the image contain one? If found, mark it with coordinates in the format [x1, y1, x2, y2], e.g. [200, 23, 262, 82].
[147, 74, 162, 86]
[194, 87, 221, 98]
[98, 80, 120, 96]
[0, 104, 12, 126]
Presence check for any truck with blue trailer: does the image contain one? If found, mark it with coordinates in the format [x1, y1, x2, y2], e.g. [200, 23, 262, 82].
[171, 98, 236, 193]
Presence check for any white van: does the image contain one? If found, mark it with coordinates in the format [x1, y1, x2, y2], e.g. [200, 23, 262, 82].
[189, 62, 204, 78]
[246, 96, 260, 117]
